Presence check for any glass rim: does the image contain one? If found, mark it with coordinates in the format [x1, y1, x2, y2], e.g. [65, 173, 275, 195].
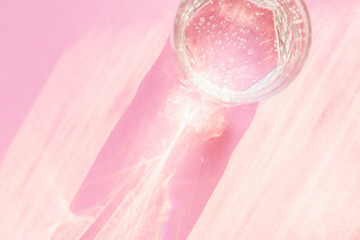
[173, 0, 312, 105]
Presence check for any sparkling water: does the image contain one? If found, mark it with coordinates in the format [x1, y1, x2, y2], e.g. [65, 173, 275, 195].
[185, 0, 279, 91]
[174, 0, 310, 104]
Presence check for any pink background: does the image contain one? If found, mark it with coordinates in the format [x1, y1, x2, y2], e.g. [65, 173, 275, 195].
[1, 0, 360, 239]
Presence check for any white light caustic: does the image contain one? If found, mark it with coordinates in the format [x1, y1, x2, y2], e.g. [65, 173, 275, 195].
[88, 92, 226, 239]
[91, 87, 226, 239]
[165, 87, 226, 138]
[95, 123, 186, 239]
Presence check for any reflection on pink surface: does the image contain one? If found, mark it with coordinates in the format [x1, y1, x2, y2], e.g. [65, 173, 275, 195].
[1, 0, 360, 239]
[65, 42, 256, 239]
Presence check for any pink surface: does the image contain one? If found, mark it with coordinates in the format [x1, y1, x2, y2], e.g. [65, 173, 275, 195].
[0, 0, 360, 239]
[189, 1, 360, 239]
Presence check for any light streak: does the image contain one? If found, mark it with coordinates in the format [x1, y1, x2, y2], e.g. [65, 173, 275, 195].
[77, 87, 227, 239]
[91, 120, 188, 240]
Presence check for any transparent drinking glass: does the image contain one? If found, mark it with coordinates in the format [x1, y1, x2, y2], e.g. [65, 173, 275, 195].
[173, 0, 311, 105]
